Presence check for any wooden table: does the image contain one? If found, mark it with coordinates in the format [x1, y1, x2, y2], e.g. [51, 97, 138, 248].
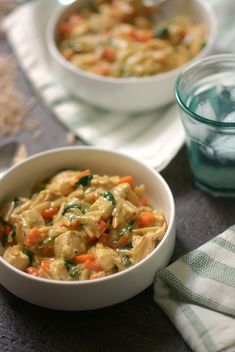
[1, 15, 235, 352]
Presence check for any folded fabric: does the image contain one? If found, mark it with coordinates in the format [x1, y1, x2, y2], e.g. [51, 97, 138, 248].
[154, 226, 235, 352]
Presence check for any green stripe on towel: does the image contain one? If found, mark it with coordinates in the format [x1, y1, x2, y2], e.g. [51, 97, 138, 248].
[211, 237, 235, 254]
[180, 250, 235, 288]
[174, 301, 217, 352]
[157, 270, 235, 316]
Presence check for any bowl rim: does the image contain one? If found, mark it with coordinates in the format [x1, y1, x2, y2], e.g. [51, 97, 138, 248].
[46, 0, 218, 85]
[0, 146, 175, 286]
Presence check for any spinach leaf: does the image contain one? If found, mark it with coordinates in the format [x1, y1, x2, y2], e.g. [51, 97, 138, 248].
[0, 218, 15, 246]
[38, 237, 54, 249]
[122, 255, 132, 268]
[1, 233, 7, 247]
[68, 266, 80, 278]
[201, 42, 206, 49]
[119, 64, 125, 76]
[0, 217, 8, 227]
[46, 221, 54, 227]
[155, 26, 169, 38]
[23, 247, 34, 266]
[75, 174, 93, 186]
[103, 191, 116, 205]
[123, 242, 133, 250]
[64, 261, 76, 270]
[62, 204, 85, 215]
[119, 219, 135, 236]
[64, 212, 78, 221]
[64, 261, 80, 278]
[8, 228, 16, 244]
[14, 197, 20, 208]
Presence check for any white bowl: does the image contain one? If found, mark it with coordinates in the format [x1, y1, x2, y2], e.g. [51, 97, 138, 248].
[46, 0, 217, 112]
[0, 147, 175, 310]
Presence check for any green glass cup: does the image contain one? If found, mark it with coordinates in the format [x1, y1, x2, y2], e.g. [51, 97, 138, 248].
[175, 54, 235, 197]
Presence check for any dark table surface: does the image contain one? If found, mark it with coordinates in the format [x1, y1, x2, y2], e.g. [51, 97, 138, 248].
[1, 9, 235, 352]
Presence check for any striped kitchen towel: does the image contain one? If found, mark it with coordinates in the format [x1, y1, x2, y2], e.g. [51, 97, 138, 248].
[154, 226, 235, 352]
[3, 0, 235, 170]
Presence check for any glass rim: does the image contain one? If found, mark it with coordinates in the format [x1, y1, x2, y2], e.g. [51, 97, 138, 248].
[175, 54, 235, 128]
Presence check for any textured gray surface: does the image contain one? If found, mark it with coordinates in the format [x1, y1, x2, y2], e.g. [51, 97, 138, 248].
[1, 26, 235, 352]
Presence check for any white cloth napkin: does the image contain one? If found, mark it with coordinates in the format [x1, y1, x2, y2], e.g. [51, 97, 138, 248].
[154, 226, 235, 352]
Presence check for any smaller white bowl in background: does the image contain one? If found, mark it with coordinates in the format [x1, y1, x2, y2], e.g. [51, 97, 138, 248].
[46, 0, 217, 112]
[0, 147, 175, 310]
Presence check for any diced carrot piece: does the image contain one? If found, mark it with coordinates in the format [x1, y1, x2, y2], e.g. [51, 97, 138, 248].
[179, 29, 187, 40]
[70, 169, 91, 186]
[103, 47, 116, 62]
[90, 271, 105, 280]
[97, 218, 107, 234]
[121, 11, 134, 22]
[40, 207, 58, 218]
[99, 233, 109, 245]
[101, 31, 111, 39]
[145, 6, 158, 16]
[86, 235, 97, 243]
[76, 169, 91, 180]
[136, 31, 153, 42]
[91, 191, 99, 203]
[59, 23, 74, 38]
[117, 176, 134, 188]
[87, 56, 99, 65]
[26, 228, 43, 246]
[68, 14, 84, 25]
[136, 211, 155, 227]
[40, 246, 54, 257]
[84, 259, 103, 271]
[74, 253, 95, 263]
[111, 241, 117, 249]
[41, 261, 50, 270]
[141, 197, 149, 206]
[94, 64, 111, 76]
[4, 225, 12, 235]
[126, 29, 137, 41]
[26, 267, 39, 277]
[67, 220, 80, 229]
[117, 234, 130, 248]
[59, 15, 84, 38]
[59, 220, 80, 229]
[63, 49, 74, 61]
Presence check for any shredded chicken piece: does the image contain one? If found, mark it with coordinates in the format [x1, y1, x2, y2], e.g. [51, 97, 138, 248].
[89, 196, 114, 219]
[3, 245, 29, 270]
[54, 230, 87, 260]
[15, 210, 44, 244]
[39, 259, 70, 281]
[90, 243, 123, 271]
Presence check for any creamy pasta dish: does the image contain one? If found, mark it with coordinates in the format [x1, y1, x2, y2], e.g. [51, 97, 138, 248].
[0, 169, 167, 281]
[58, 0, 206, 77]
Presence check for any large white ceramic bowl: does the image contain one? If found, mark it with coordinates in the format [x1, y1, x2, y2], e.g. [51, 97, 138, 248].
[46, 0, 217, 112]
[0, 147, 175, 310]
